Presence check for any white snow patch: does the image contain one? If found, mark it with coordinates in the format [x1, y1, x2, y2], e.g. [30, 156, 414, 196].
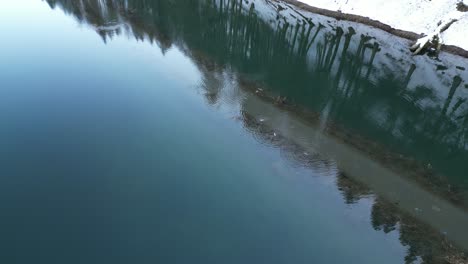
[296, 0, 468, 50]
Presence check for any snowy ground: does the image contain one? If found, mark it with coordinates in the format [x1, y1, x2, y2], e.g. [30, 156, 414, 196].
[296, 0, 468, 51]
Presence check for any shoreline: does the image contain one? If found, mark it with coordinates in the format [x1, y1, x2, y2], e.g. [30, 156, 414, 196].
[274, 0, 468, 58]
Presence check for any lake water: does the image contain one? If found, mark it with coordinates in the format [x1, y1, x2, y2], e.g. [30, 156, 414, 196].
[1, 0, 467, 263]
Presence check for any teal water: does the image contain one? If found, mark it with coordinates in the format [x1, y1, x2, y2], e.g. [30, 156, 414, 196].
[0, 1, 467, 263]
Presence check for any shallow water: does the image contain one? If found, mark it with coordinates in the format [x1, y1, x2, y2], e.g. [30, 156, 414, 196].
[0, 0, 467, 263]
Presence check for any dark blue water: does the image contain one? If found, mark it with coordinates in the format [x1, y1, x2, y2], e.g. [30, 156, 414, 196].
[0, 1, 467, 263]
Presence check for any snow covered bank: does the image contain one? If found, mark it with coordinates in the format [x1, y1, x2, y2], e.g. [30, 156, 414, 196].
[294, 0, 468, 51]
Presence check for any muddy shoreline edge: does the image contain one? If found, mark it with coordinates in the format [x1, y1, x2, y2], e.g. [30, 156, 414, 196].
[274, 0, 468, 58]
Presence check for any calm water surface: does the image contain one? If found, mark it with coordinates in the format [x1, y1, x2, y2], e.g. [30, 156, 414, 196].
[0, 1, 467, 263]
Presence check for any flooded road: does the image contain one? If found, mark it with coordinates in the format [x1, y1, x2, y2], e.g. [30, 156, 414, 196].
[0, 0, 467, 263]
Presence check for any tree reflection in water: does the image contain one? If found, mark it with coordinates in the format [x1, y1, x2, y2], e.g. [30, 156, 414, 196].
[45, 0, 468, 262]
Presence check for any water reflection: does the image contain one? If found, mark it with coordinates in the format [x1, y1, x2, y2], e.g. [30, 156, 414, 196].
[239, 103, 467, 263]
[43, 0, 468, 262]
[339, 172, 463, 264]
[47, 0, 468, 194]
